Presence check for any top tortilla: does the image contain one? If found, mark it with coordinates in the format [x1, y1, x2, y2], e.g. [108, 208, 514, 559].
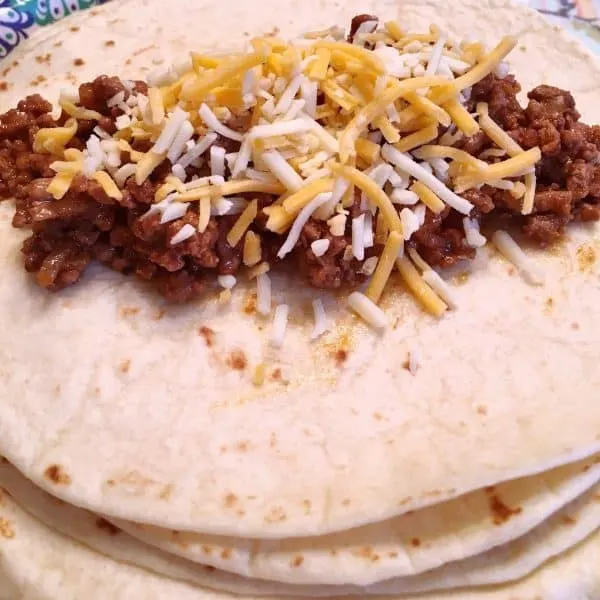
[0, 0, 599, 537]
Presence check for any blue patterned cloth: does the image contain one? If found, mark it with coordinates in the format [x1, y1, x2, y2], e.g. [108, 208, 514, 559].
[1, 0, 599, 60]
[0, 0, 108, 58]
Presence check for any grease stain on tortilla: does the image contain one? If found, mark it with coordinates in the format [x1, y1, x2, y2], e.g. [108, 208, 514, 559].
[44, 464, 71, 486]
[291, 555, 304, 567]
[198, 325, 215, 346]
[226, 349, 247, 370]
[486, 487, 522, 525]
[96, 518, 121, 535]
[576, 243, 596, 272]
[0, 517, 14, 539]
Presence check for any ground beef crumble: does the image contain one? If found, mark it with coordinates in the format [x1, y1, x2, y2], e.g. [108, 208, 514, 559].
[1, 65, 599, 302]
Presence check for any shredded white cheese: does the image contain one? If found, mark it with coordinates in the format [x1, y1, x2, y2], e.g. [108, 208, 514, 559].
[382, 144, 474, 214]
[422, 269, 458, 309]
[311, 239, 330, 257]
[310, 298, 329, 339]
[278, 192, 333, 258]
[256, 273, 272, 316]
[170, 223, 195, 245]
[492, 230, 544, 286]
[270, 304, 290, 348]
[217, 275, 237, 289]
[348, 291, 387, 329]
[463, 217, 487, 248]
[199, 103, 244, 141]
[352, 214, 366, 260]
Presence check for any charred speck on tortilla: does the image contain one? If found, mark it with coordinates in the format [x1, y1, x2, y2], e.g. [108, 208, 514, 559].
[0, 15, 599, 331]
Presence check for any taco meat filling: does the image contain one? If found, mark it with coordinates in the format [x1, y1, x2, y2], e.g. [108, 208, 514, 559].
[0, 16, 598, 320]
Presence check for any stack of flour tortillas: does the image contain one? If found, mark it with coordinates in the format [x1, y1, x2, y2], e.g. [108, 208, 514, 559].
[1, 0, 599, 598]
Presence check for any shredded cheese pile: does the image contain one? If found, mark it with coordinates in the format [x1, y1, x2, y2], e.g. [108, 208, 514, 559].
[37, 20, 543, 335]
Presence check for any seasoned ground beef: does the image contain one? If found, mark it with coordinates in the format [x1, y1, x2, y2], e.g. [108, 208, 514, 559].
[2, 60, 599, 302]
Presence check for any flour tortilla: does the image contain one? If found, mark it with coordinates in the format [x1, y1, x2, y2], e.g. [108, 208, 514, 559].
[0, 0, 599, 539]
[1, 461, 599, 597]
[110, 455, 600, 585]
[2, 487, 600, 599]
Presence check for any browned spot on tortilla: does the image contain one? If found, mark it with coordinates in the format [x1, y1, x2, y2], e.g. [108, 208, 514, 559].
[226, 349, 247, 371]
[221, 548, 233, 560]
[330, 548, 338, 556]
[243, 291, 257, 315]
[561, 515, 576, 526]
[271, 368, 282, 381]
[576, 244, 596, 272]
[355, 546, 379, 561]
[53, 384, 61, 396]
[153, 308, 166, 320]
[476, 405, 488, 416]
[333, 348, 348, 364]
[70, 25, 80, 31]
[291, 555, 304, 567]
[269, 433, 277, 448]
[96, 518, 120, 535]
[120, 306, 140, 318]
[202, 545, 213, 555]
[393, 317, 400, 329]
[237, 509, 246, 517]
[224, 493, 238, 508]
[73, 58, 85, 67]
[411, 537, 421, 547]
[398, 496, 413, 506]
[0, 517, 14, 539]
[105, 40, 116, 47]
[125, 58, 132, 66]
[35, 53, 51, 64]
[53, 41, 63, 48]
[264, 506, 286, 523]
[198, 326, 215, 347]
[341, 498, 351, 506]
[235, 440, 250, 452]
[402, 358, 410, 371]
[0, 82, 8, 92]
[44, 465, 71, 486]
[302, 499, 311, 514]
[507, 266, 516, 276]
[572, 321, 580, 330]
[29, 75, 46, 87]
[388, 551, 398, 558]
[544, 297, 554, 313]
[119, 359, 131, 374]
[373, 412, 384, 421]
[486, 487, 522, 525]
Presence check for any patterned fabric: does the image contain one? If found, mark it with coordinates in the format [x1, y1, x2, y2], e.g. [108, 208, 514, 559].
[0, 0, 599, 59]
